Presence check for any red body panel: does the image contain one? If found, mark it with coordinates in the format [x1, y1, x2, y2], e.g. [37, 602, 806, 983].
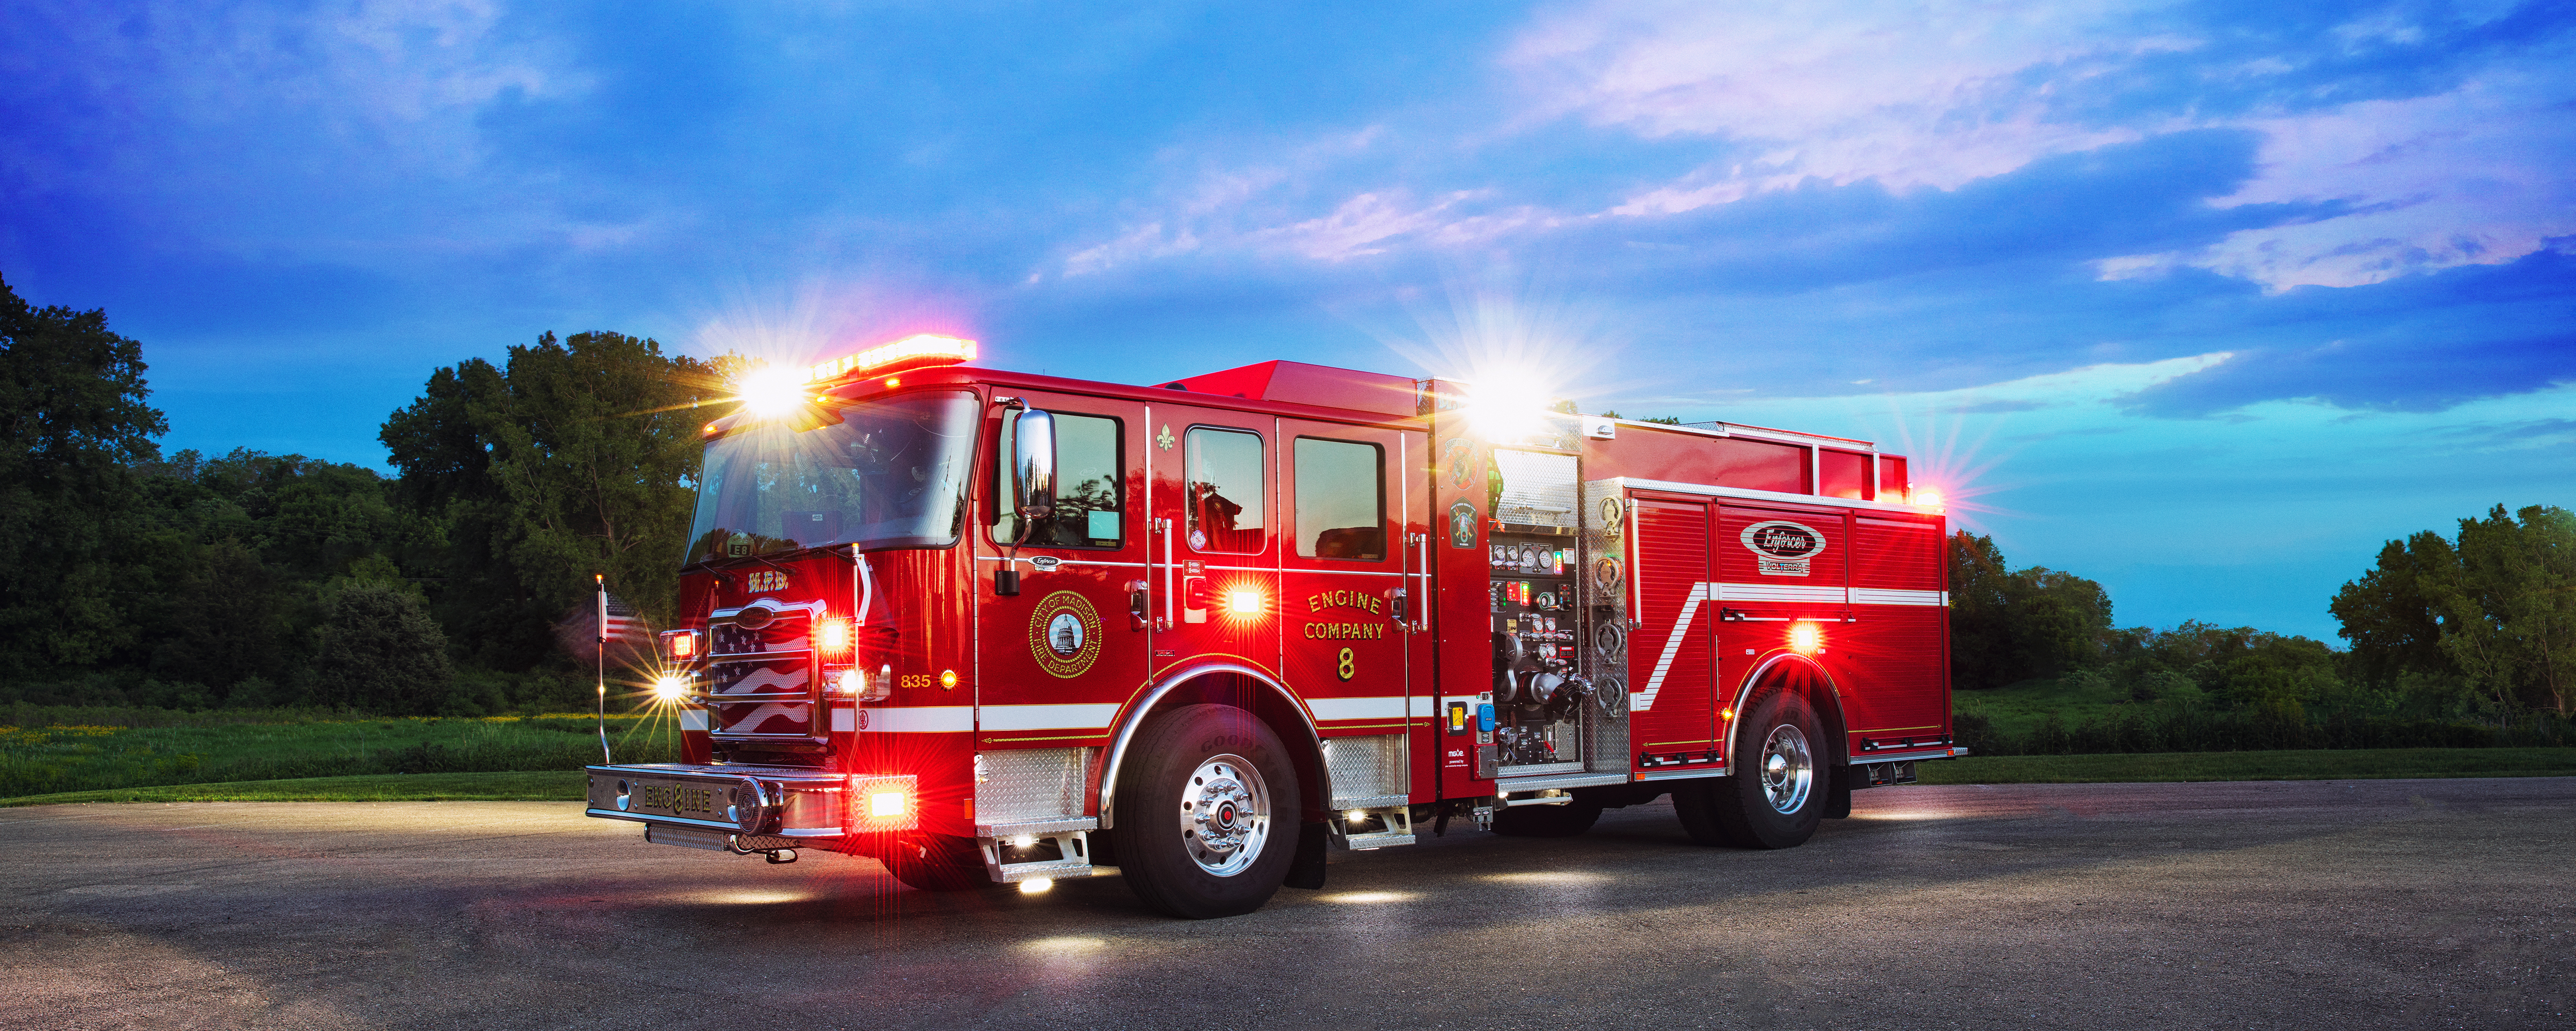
[662, 362, 1947, 849]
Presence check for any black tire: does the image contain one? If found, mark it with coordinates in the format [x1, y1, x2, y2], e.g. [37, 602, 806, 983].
[1669, 776, 1737, 845]
[1490, 800, 1603, 837]
[883, 832, 991, 891]
[1108, 704, 1300, 919]
[1672, 686, 1826, 849]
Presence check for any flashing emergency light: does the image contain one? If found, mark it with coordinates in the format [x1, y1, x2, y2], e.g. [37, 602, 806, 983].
[662, 630, 697, 660]
[848, 774, 920, 832]
[939, 669, 959, 689]
[1910, 487, 1944, 509]
[807, 334, 978, 384]
[817, 616, 854, 658]
[1461, 375, 1556, 441]
[1226, 588, 1266, 617]
[737, 364, 811, 419]
[835, 668, 863, 696]
[1788, 621, 1824, 655]
[653, 673, 688, 701]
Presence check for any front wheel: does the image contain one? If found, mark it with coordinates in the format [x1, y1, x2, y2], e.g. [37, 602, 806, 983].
[1108, 704, 1301, 919]
[1672, 686, 1826, 849]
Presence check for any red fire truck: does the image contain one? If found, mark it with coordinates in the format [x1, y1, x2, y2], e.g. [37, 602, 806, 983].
[586, 334, 1961, 918]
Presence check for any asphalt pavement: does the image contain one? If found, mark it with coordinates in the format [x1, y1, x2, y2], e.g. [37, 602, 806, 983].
[2, 777, 2568, 1030]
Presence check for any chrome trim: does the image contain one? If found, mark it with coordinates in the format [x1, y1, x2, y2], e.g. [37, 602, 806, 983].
[1329, 793, 1408, 809]
[1093, 662, 1325, 830]
[710, 600, 827, 620]
[1496, 771, 1629, 792]
[1340, 832, 1416, 850]
[1634, 767, 1726, 783]
[976, 817, 1100, 838]
[1847, 747, 1957, 765]
[854, 551, 874, 625]
[589, 809, 739, 830]
[989, 857, 1094, 883]
[1158, 517, 1174, 627]
[701, 690, 811, 703]
[1609, 418, 1873, 452]
[588, 762, 846, 786]
[1605, 475, 1939, 515]
[975, 555, 1150, 568]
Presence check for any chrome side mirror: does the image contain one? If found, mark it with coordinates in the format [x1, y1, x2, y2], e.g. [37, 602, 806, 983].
[1011, 407, 1057, 542]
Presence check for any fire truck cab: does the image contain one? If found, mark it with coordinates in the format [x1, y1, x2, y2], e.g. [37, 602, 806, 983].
[586, 335, 1959, 918]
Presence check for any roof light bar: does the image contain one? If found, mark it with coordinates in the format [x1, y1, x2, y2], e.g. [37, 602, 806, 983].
[807, 334, 978, 384]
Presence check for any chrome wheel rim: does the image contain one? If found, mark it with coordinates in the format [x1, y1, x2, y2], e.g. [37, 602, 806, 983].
[1176, 753, 1270, 876]
[1758, 724, 1813, 814]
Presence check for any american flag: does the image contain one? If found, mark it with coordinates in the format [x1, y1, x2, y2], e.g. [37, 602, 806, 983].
[599, 591, 652, 646]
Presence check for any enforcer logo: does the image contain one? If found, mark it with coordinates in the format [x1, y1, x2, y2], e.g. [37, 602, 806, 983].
[1740, 520, 1826, 577]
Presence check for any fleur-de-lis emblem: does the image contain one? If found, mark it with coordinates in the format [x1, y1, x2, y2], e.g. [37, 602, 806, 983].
[1156, 424, 1175, 451]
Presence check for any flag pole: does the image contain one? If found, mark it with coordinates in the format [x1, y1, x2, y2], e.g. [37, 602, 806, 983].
[596, 573, 611, 764]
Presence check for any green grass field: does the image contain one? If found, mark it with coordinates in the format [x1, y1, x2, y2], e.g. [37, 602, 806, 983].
[1919, 746, 2576, 784]
[1, 712, 682, 799]
[0, 770, 587, 806]
[1951, 675, 2137, 738]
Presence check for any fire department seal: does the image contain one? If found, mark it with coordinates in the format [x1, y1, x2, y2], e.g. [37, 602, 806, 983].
[1028, 590, 1104, 678]
[1740, 520, 1827, 576]
[1443, 438, 1474, 488]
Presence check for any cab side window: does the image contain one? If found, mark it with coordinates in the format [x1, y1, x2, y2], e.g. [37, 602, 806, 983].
[1185, 427, 1265, 553]
[1293, 437, 1384, 560]
[993, 410, 1123, 548]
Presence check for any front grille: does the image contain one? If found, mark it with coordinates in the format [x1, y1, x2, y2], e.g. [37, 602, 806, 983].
[708, 617, 813, 739]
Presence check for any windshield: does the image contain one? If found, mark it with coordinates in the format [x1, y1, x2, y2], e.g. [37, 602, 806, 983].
[685, 389, 980, 563]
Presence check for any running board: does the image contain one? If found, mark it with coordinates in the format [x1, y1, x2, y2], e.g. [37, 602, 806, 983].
[1328, 805, 1417, 850]
[979, 830, 1096, 883]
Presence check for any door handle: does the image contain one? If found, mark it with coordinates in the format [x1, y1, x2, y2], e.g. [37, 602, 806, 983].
[1156, 518, 1174, 630]
[1128, 580, 1149, 630]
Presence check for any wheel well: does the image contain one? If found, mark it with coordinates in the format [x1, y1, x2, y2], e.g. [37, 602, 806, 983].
[1096, 667, 1326, 828]
[1728, 655, 1850, 769]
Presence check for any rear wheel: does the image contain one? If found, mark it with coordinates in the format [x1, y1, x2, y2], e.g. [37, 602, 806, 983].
[1109, 704, 1300, 919]
[1673, 686, 1826, 849]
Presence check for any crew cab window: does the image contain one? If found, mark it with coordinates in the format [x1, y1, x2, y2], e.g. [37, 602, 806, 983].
[1293, 437, 1384, 560]
[1185, 427, 1265, 554]
[992, 410, 1124, 548]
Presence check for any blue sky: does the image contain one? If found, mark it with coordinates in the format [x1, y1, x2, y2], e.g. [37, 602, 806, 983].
[5, 1, 2572, 640]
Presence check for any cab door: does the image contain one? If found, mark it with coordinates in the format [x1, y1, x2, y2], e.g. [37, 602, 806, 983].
[1142, 406, 1281, 680]
[974, 391, 1151, 751]
[1277, 419, 1427, 803]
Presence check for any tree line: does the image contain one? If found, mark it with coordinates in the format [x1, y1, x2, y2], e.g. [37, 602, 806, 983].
[6, 273, 2569, 735]
[1946, 507, 2573, 754]
[0, 275, 728, 714]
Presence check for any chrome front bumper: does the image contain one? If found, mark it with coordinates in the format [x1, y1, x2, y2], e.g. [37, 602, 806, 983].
[585, 763, 904, 839]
